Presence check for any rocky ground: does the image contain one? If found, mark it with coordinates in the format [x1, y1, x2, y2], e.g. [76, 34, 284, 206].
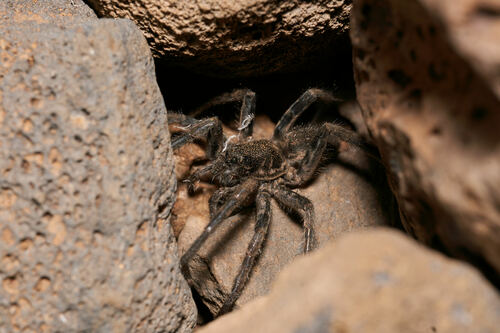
[0, 0, 499, 332]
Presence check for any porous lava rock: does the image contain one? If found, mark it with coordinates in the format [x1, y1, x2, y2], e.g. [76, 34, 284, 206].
[351, 0, 500, 280]
[84, 0, 353, 77]
[0, 2, 196, 331]
[198, 229, 500, 333]
[174, 114, 394, 316]
[0, 0, 97, 25]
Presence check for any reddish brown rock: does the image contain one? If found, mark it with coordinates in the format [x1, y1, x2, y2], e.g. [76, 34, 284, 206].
[198, 229, 500, 333]
[174, 114, 393, 316]
[0, 2, 196, 331]
[351, 0, 500, 279]
[85, 0, 352, 77]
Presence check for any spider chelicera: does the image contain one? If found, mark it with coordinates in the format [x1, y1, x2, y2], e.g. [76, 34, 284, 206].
[168, 88, 377, 316]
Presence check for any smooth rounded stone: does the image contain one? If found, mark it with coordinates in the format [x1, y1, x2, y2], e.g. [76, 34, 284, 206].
[0, 12, 195, 333]
[175, 115, 394, 316]
[198, 229, 500, 333]
[84, 0, 352, 77]
[350, 0, 500, 280]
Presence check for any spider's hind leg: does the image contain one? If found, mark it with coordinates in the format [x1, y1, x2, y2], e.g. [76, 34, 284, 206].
[264, 182, 316, 254]
[218, 190, 272, 316]
[180, 179, 259, 271]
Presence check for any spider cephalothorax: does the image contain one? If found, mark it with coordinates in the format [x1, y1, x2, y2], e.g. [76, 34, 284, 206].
[169, 88, 377, 316]
[214, 140, 287, 185]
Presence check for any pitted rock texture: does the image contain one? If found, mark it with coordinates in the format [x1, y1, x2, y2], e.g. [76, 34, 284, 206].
[0, 11, 195, 333]
[416, 0, 500, 98]
[85, 0, 352, 77]
[351, 0, 500, 279]
[174, 114, 393, 316]
[198, 229, 500, 333]
[0, 0, 97, 24]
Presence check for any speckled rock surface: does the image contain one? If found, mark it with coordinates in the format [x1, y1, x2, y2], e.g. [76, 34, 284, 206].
[84, 0, 353, 77]
[0, 4, 196, 332]
[1, 0, 97, 24]
[351, 0, 500, 279]
[416, 0, 500, 98]
[198, 229, 500, 333]
[174, 114, 394, 316]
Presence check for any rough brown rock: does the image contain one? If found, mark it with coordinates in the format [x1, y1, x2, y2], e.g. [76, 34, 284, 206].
[350, 0, 500, 279]
[85, 0, 352, 77]
[198, 229, 500, 333]
[174, 115, 393, 316]
[0, 3, 196, 332]
[416, 0, 500, 98]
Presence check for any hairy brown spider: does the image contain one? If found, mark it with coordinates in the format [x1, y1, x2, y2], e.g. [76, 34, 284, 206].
[169, 88, 377, 316]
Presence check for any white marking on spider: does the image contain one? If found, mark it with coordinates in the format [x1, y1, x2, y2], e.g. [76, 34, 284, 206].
[237, 114, 254, 131]
[171, 124, 193, 131]
[222, 134, 238, 152]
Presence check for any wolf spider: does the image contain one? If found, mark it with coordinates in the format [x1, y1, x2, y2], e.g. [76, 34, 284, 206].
[169, 88, 377, 316]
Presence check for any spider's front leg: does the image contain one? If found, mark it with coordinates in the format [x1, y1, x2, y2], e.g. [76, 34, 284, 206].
[189, 88, 256, 139]
[168, 113, 224, 159]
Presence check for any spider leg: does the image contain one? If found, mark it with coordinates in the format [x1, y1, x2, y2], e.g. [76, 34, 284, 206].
[264, 182, 315, 253]
[190, 89, 251, 117]
[324, 123, 380, 161]
[273, 88, 340, 140]
[218, 190, 271, 316]
[180, 179, 259, 269]
[168, 112, 198, 127]
[169, 116, 224, 159]
[183, 163, 216, 194]
[237, 90, 256, 139]
[209, 187, 236, 218]
[284, 126, 328, 187]
[189, 89, 256, 139]
[284, 122, 380, 187]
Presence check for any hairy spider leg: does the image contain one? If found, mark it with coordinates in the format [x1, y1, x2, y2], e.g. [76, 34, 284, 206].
[183, 163, 216, 194]
[169, 116, 224, 159]
[324, 123, 380, 161]
[209, 187, 237, 218]
[283, 127, 329, 187]
[218, 190, 272, 316]
[190, 89, 251, 117]
[238, 90, 256, 139]
[273, 88, 340, 140]
[180, 179, 259, 270]
[188, 89, 256, 140]
[264, 182, 316, 253]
